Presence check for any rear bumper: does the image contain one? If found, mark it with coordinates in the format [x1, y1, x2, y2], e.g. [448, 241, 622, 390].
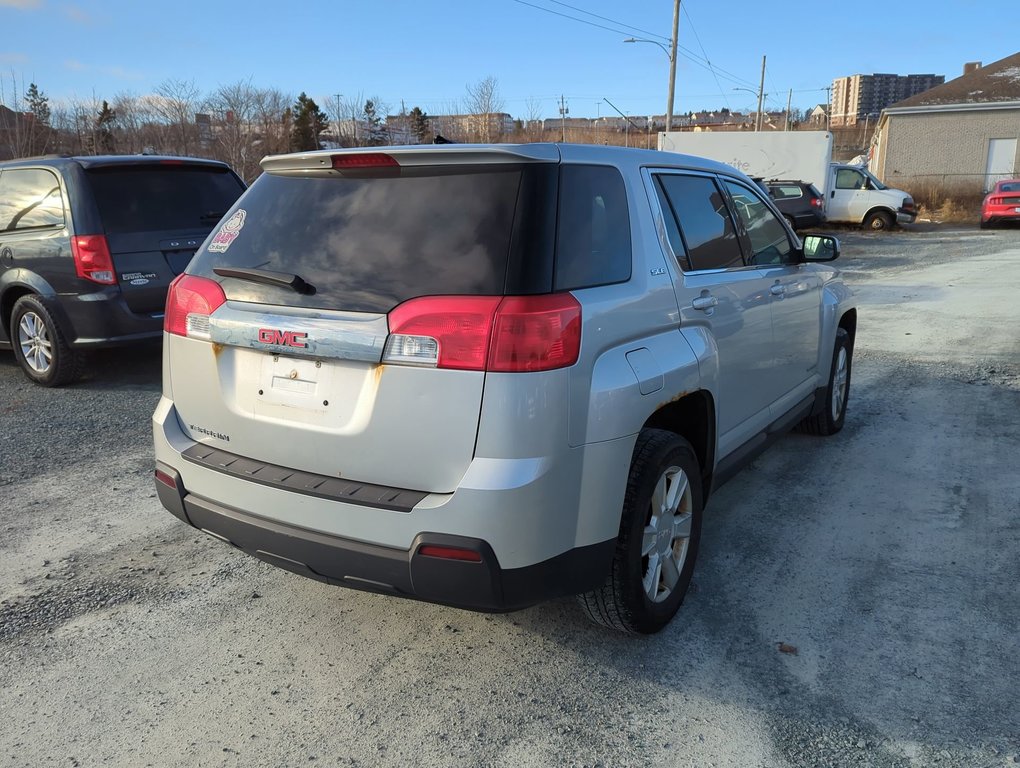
[59, 289, 164, 347]
[155, 462, 614, 612]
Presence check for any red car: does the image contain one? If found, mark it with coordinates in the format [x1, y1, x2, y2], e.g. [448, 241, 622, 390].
[980, 179, 1020, 228]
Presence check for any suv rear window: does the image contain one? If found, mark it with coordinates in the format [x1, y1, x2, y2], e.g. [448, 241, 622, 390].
[190, 165, 560, 314]
[86, 165, 244, 234]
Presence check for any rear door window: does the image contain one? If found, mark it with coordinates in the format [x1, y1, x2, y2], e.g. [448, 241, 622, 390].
[86, 165, 245, 234]
[553, 165, 631, 291]
[0, 168, 64, 231]
[654, 174, 743, 271]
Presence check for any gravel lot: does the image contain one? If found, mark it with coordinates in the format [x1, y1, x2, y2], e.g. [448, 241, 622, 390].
[2, 226, 1019, 767]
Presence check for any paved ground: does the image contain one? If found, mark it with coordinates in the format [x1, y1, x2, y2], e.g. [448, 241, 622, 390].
[1, 226, 1018, 767]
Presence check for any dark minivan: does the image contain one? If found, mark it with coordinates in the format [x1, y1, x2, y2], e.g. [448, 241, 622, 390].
[0, 155, 245, 385]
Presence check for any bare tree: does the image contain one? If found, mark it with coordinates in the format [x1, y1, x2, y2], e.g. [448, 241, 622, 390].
[524, 96, 545, 141]
[251, 87, 291, 168]
[464, 76, 505, 142]
[153, 78, 203, 155]
[209, 79, 262, 182]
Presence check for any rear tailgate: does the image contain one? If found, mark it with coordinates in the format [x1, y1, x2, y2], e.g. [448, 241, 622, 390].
[169, 150, 557, 494]
[85, 164, 245, 314]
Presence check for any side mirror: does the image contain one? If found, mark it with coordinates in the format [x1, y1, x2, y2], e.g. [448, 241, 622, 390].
[802, 234, 840, 262]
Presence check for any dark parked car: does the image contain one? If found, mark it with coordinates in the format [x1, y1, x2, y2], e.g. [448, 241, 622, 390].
[0, 155, 246, 385]
[766, 180, 825, 231]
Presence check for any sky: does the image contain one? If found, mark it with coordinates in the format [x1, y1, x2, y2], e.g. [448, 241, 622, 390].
[1, 0, 1017, 121]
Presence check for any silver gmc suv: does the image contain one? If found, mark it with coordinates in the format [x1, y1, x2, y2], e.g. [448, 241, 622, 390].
[152, 144, 855, 634]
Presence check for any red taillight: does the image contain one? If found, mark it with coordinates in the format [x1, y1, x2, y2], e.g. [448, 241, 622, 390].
[164, 274, 227, 338]
[418, 545, 483, 563]
[810, 197, 823, 208]
[331, 153, 399, 169]
[488, 293, 581, 372]
[383, 293, 582, 373]
[385, 295, 501, 370]
[70, 234, 116, 285]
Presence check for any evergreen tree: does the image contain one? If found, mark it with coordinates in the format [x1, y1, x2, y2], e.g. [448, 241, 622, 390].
[290, 93, 328, 152]
[25, 83, 52, 155]
[362, 100, 386, 146]
[408, 106, 430, 144]
[96, 100, 116, 153]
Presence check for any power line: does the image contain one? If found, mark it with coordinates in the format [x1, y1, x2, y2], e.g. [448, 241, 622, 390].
[543, 0, 671, 43]
[507, 0, 650, 40]
[680, 3, 730, 109]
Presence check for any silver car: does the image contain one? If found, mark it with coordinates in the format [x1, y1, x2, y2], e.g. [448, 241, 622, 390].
[153, 144, 855, 634]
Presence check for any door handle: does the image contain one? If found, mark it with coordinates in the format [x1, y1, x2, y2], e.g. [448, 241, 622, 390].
[692, 295, 718, 311]
[770, 284, 786, 296]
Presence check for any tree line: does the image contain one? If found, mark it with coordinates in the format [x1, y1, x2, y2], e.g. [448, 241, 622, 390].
[0, 76, 508, 183]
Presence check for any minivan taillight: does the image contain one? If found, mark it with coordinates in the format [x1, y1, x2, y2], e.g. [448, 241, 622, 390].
[164, 274, 226, 338]
[383, 293, 582, 372]
[70, 235, 116, 285]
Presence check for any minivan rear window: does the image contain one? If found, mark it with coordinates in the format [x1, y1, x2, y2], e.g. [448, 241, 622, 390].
[86, 165, 245, 234]
[189, 166, 539, 314]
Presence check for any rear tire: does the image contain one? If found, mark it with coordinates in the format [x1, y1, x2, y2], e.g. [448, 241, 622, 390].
[10, 295, 85, 387]
[863, 210, 894, 231]
[798, 328, 851, 436]
[578, 429, 703, 634]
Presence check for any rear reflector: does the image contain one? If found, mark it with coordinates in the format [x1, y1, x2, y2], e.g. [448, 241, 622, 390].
[383, 293, 582, 372]
[164, 274, 227, 338]
[70, 234, 116, 285]
[331, 153, 399, 169]
[418, 545, 483, 563]
[154, 469, 177, 489]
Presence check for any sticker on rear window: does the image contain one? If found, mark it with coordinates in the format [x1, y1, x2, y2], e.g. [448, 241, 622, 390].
[208, 209, 246, 253]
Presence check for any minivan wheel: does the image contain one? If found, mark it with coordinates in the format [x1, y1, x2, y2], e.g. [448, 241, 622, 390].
[11, 295, 84, 387]
[578, 429, 702, 634]
[863, 210, 894, 231]
[797, 328, 851, 436]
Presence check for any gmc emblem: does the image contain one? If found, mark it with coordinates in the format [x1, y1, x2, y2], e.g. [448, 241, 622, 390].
[257, 328, 309, 348]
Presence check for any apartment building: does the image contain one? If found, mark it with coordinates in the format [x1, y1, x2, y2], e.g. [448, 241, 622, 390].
[831, 73, 944, 126]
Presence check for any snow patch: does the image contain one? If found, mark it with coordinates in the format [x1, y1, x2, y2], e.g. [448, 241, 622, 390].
[990, 66, 1020, 83]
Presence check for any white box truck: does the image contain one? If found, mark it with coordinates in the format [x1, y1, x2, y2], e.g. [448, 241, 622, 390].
[658, 131, 916, 230]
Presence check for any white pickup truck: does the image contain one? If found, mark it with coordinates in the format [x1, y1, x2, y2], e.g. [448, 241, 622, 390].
[659, 130, 916, 230]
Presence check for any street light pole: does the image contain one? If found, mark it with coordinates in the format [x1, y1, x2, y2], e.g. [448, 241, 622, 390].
[624, 0, 680, 139]
[665, 0, 679, 134]
[755, 55, 766, 131]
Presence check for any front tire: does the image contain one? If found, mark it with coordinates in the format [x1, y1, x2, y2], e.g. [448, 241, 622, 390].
[579, 429, 703, 634]
[798, 328, 851, 436]
[10, 295, 85, 387]
[863, 210, 894, 231]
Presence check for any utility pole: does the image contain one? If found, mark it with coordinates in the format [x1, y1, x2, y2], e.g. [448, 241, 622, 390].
[559, 95, 568, 142]
[665, 0, 680, 134]
[825, 86, 832, 131]
[785, 88, 792, 131]
[755, 55, 766, 131]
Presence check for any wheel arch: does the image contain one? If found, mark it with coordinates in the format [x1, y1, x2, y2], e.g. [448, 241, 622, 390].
[862, 207, 895, 227]
[0, 269, 58, 341]
[641, 389, 716, 507]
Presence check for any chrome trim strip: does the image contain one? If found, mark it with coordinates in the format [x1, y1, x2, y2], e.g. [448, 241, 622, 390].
[208, 301, 388, 363]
